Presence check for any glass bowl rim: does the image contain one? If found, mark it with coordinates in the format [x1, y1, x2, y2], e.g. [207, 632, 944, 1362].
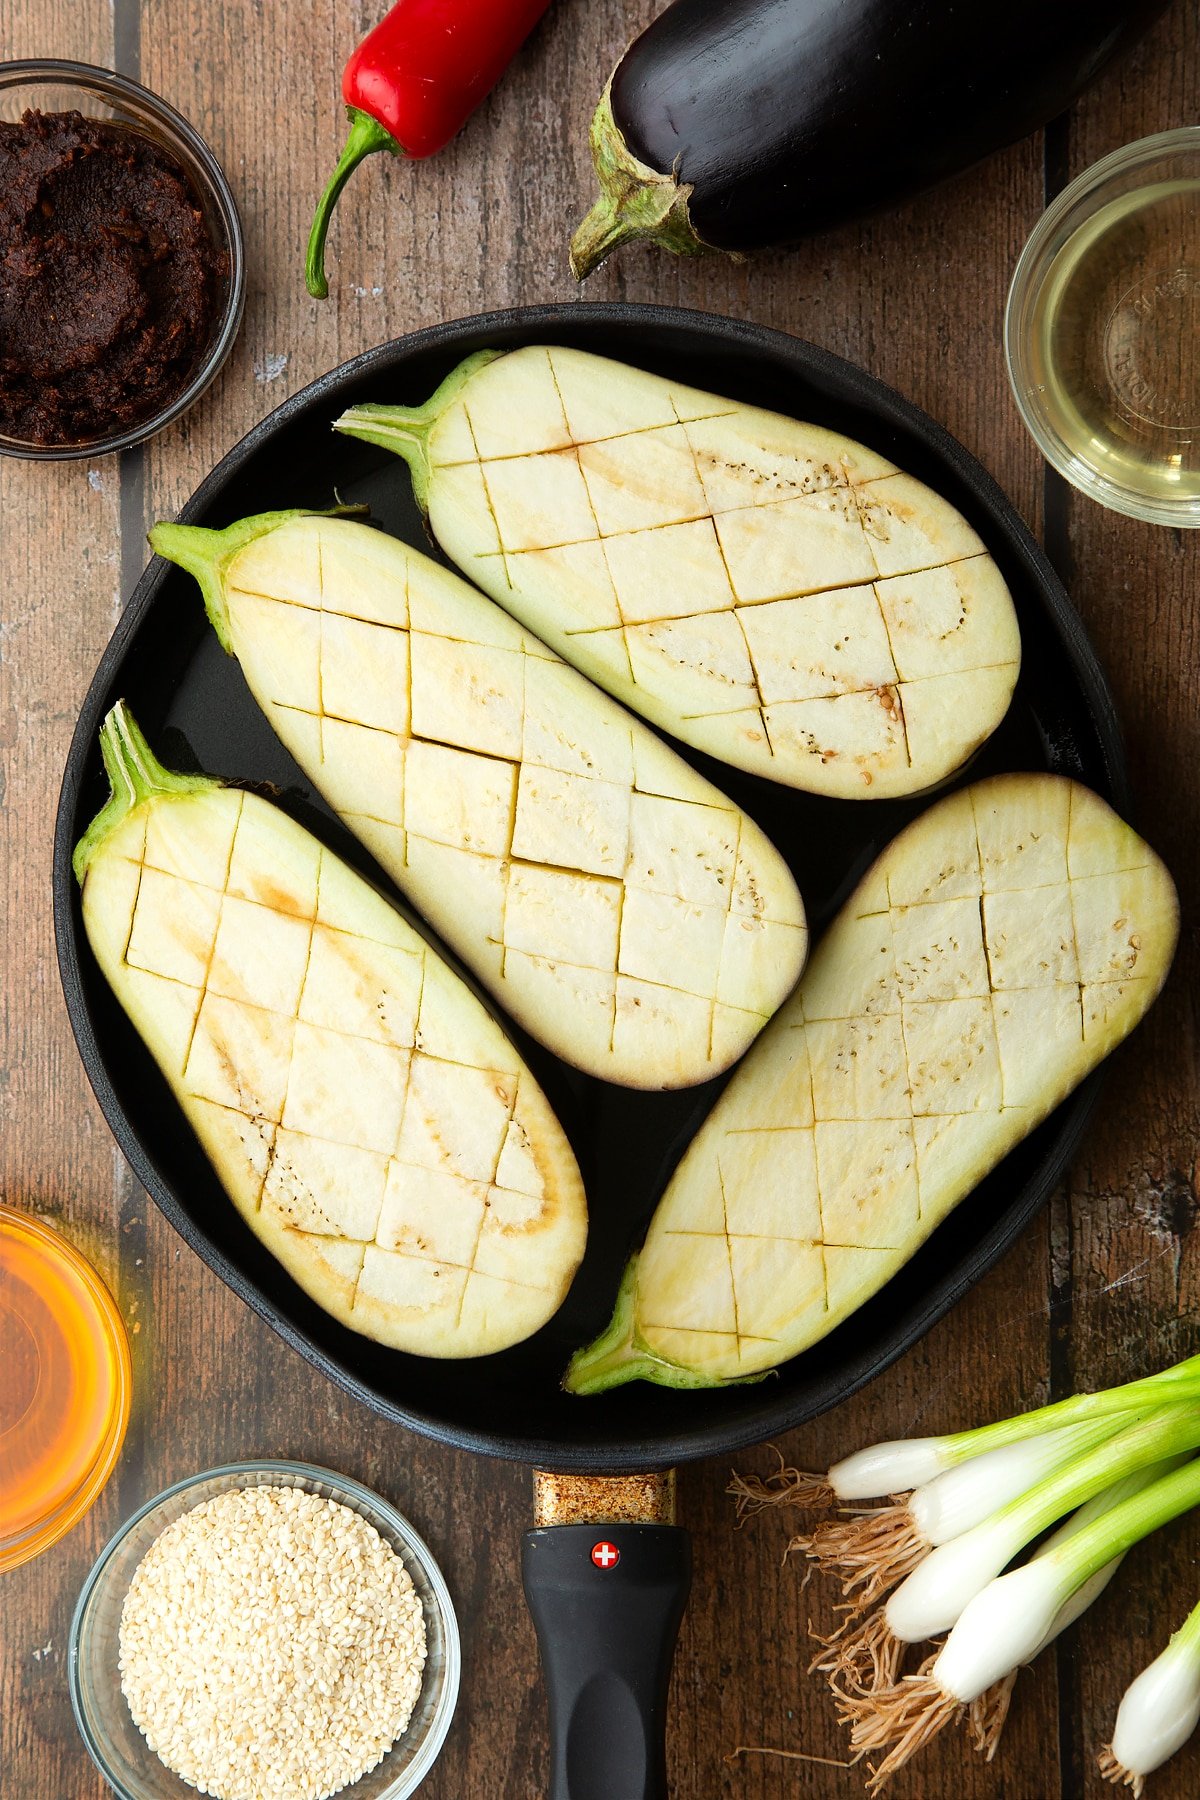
[0, 1204, 132, 1573]
[1004, 123, 1200, 527]
[0, 57, 246, 462]
[67, 1457, 462, 1800]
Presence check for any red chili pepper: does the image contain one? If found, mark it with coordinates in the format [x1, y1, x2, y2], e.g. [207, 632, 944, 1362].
[306, 0, 553, 298]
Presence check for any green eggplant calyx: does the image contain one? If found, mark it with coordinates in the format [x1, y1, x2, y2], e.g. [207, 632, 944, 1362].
[334, 349, 504, 516]
[563, 1257, 768, 1394]
[306, 108, 401, 301]
[570, 85, 712, 281]
[73, 701, 215, 884]
[150, 506, 367, 652]
[563, 1259, 655, 1393]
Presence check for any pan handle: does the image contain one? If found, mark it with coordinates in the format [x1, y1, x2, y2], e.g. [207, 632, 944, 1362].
[521, 1521, 691, 1800]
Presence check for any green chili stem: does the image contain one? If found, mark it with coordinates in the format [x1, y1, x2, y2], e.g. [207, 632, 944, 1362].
[306, 109, 400, 300]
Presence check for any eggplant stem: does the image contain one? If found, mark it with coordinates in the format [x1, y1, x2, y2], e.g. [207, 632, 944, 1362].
[562, 1258, 653, 1394]
[334, 349, 503, 515]
[570, 85, 711, 280]
[306, 108, 400, 300]
[74, 703, 215, 883]
[150, 507, 367, 651]
[563, 1257, 765, 1395]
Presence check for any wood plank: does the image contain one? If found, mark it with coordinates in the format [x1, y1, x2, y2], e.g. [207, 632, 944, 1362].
[1043, 5, 1200, 1796]
[0, 10, 129, 1797]
[681, 1227, 1059, 1800]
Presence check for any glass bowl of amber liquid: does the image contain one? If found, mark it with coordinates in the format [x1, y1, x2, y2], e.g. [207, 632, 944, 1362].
[0, 1204, 132, 1571]
[0, 60, 245, 459]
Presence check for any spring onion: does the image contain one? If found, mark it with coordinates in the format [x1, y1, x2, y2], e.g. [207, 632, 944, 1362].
[735, 1360, 1200, 1789]
[765, 1354, 1200, 1507]
[816, 1406, 1196, 1696]
[966, 1457, 1188, 1761]
[847, 1457, 1200, 1791]
[885, 1409, 1196, 1642]
[1100, 1597, 1200, 1794]
[831, 1462, 1176, 1769]
[797, 1416, 1134, 1609]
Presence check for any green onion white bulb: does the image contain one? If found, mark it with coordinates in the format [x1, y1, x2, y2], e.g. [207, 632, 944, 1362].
[935, 1458, 1200, 1704]
[886, 1409, 1194, 1642]
[1106, 1599, 1200, 1790]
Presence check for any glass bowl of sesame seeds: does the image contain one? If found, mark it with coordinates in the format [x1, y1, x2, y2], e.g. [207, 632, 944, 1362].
[68, 1460, 460, 1800]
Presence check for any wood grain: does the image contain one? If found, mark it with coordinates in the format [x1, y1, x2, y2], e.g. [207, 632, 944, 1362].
[0, 2, 1196, 1797]
[1044, 8, 1200, 1797]
[0, 9, 131, 1797]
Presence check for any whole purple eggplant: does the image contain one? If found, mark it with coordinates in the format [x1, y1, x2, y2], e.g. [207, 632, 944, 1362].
[571, 0, 1172, 277]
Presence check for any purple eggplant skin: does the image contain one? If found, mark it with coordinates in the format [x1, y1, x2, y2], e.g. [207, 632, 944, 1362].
[571, 0, 1171, 276]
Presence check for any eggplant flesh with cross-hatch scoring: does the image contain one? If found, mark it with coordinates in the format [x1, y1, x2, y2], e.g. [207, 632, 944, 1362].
[150, 510, 807, 1090]
[75, 704, 587, 1358]
[568, 0, 1171, 276]
[565, 773, 1179, 1393]
[336, 347, 1022, 799]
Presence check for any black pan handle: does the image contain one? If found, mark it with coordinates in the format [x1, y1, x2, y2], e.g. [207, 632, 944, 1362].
[521, 1522, 691, 1800]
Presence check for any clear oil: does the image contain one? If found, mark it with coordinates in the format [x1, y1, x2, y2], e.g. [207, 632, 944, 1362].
[1027, 177, 1200, 506]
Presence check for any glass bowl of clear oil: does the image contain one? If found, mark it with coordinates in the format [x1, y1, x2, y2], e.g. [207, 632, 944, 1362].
[1006, 128, 1200, 526]
[0, 1205, 131, 1571]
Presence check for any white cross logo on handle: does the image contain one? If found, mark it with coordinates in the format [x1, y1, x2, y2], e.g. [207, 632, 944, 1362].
[591, 1540, 620, 1569]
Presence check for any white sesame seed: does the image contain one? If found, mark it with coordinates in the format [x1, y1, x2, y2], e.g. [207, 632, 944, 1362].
[118, 1486, 427, 1800]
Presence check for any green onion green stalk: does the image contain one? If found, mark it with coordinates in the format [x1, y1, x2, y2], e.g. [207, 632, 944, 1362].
[823, 1355, 1200, 1501]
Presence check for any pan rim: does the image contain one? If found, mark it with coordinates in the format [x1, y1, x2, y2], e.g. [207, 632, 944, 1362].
[53, 301, 1126, 1472]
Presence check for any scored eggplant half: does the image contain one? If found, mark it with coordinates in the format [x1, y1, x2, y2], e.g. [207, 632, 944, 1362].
[337, 346, 1021, 799]
[150, 510, 806, 1089]
[565, 774, 1179, 1392]
[76, 703, 586, 1359]
[569, 0, 1169, 277]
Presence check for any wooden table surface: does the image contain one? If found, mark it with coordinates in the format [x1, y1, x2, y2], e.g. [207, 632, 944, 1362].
[3, 4, 1199, 1796]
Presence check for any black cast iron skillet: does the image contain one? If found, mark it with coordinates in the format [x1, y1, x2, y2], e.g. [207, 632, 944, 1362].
[55, 305, 1126, 1798]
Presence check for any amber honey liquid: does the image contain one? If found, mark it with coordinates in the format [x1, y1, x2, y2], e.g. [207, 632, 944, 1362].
[1027, 178, 1200, 505]
[0, 1207, 130, 1566]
